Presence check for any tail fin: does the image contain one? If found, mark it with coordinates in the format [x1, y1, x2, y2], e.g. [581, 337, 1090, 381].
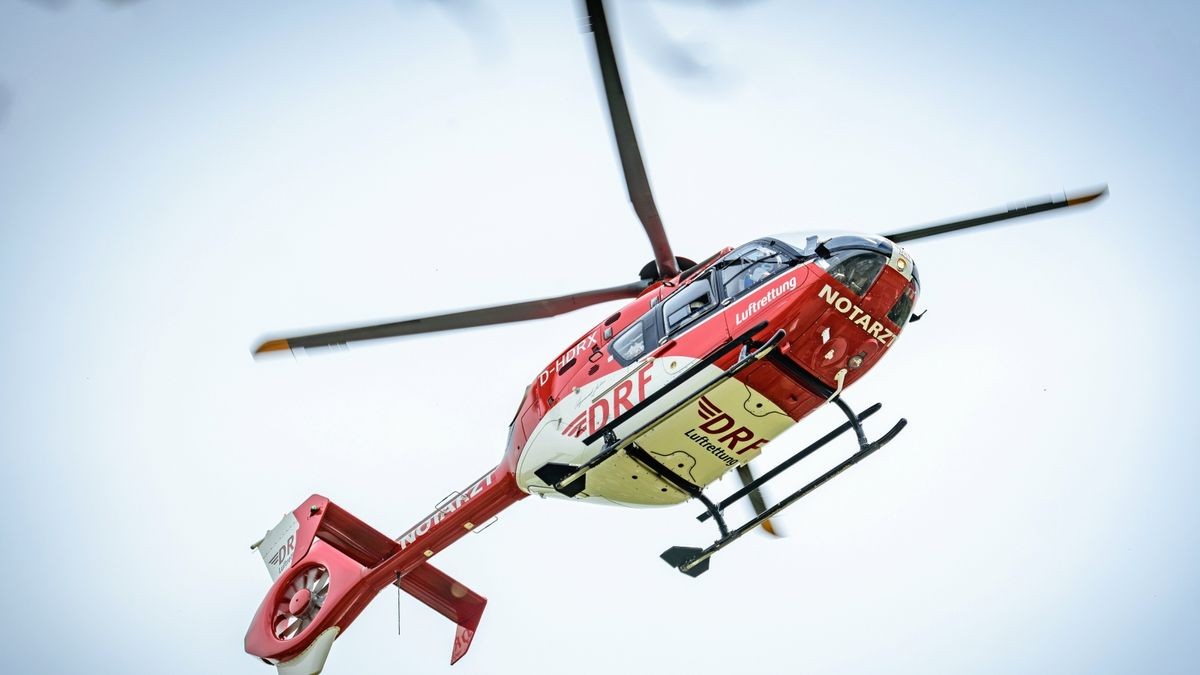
[244, 470, 525, 673]
[245, 495, 402, 675]
[398, 563, 487, 665]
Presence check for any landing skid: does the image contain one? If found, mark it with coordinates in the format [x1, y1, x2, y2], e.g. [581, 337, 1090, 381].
[662, 397, 907, 577]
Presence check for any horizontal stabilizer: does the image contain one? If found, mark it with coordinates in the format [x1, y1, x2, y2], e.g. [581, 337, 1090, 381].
[399, 562, 487, 665]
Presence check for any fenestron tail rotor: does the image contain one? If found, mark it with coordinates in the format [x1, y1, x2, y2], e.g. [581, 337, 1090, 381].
[273, 564, 329, 641]
[883, 185, 1108, 244]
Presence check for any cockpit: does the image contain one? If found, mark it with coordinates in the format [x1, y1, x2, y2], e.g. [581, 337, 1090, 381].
[785, 232, 921, 330]
[609, 239, 800, 366]
[607, 233, 921, 367]
[715, 243, 793, 300]
[767, 232, 921, 331]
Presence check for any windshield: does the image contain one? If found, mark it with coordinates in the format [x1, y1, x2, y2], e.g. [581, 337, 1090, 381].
[824, 251, 887, 296]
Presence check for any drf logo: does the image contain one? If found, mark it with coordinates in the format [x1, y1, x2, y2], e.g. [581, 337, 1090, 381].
[268, 535, 295, 570]
[563, 367, 653, 438]
[694, 396, 769, 455]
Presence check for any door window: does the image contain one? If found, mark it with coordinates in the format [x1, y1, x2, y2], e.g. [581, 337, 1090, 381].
[662, 275, 717, 334]
[609, 321, 646, 364]
[718, 244, 791, 300]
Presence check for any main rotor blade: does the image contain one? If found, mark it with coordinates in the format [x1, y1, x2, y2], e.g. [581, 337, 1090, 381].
[883, 185, 1108, 244]
[584, 0, 680, 279]
[254, 280, 649, 356]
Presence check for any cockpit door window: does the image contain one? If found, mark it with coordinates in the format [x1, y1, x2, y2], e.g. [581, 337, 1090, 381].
[887, 280, 918, 328]
[718, 244, 791, 300]
[662, 274, 717, 334]
[609, 321, 647, 365]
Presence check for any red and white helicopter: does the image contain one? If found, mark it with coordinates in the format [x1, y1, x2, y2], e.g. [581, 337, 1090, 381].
[243, 1, 1107, 672]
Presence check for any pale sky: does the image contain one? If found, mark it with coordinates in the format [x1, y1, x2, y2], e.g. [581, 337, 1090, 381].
[1, 1, 1198, 674]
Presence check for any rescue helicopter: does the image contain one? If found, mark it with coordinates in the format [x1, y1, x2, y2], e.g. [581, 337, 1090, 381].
[243, 1, 1107, 672]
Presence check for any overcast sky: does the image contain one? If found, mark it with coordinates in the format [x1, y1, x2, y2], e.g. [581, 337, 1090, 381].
[1, 1, 1198, 673]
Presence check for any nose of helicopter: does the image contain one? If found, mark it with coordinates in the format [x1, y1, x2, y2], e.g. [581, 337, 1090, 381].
[884, 238, 919, 287]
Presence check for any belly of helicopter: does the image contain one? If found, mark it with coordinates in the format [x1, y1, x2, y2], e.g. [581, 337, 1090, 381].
[515, 358, 796, 507]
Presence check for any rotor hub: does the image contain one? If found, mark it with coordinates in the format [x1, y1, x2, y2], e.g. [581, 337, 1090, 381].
[288, 587, 312, 615]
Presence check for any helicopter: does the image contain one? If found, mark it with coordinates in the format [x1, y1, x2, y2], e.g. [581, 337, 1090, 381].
[242, 1, 1107, 673]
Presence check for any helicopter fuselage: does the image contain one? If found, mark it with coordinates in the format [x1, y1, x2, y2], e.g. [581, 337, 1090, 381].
[505, 232, 920, 506]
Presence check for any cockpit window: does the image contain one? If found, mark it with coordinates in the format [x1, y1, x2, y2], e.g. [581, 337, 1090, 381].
[609, 321, 646, 365]
[825, 251, 886, 296]
[663, 274, 717, 334]
[718, 244, 791, 299]
[888, 280, 918, 328]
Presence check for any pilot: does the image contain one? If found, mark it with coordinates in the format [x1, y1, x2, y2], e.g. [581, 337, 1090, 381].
[740, 261, 774, 293]
[830, 254, 880, 295]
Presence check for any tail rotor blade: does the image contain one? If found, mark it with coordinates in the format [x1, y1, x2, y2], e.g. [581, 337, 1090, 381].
[254, 280, 648, 356]
[736, 464, 780, 537]
[584, 0, 679, 279]
[883, 185, 1108, 244]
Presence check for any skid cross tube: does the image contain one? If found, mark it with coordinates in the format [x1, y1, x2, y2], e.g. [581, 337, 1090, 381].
[672, 421, 903, 575]
[697, 402, 883, 523]
[551, 328, 785, 495]
[626, 445, 730, 537]
[832, 397, 870, 449]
